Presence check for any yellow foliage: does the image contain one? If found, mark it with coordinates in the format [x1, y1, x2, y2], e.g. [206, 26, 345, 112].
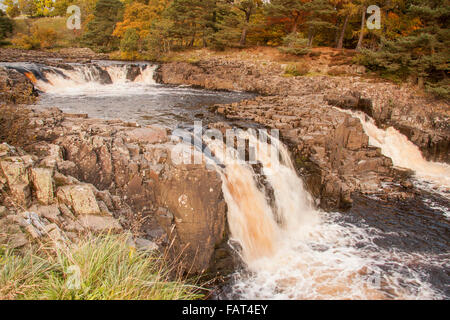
[113, 0, 170, 39]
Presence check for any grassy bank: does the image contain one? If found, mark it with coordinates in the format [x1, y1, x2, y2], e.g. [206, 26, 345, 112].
[0, 234, 204, 300]
[7, 17, 80, 49]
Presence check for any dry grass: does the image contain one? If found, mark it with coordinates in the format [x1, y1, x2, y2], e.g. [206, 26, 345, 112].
[0, 234, 205, 300]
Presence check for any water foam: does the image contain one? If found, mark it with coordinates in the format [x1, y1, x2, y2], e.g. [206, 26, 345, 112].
[202, 130, 444, 300]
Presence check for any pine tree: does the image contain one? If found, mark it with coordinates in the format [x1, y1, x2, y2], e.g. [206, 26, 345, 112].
[81, 0, 124, 52]
[302, 0, 335, 46]
[360, 0, 450, 99]
[165, 0, 217, 48]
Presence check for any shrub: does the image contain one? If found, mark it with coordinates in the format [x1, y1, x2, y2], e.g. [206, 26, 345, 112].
[12, 26, 58, 50]
[278, 33, 311, 56]
[0, 10, 14, 40]
[33, 27, 57, 49]
[12, 33, 41, 50]
[284, 62, 310, 77]
[0, 234, 205, 300]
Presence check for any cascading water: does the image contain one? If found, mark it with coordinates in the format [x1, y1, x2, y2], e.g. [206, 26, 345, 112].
[0, 61, 254, 128]
[199, 129, 446, 300]
[339, 109, 450, 191]
[2, 60, 448, 298]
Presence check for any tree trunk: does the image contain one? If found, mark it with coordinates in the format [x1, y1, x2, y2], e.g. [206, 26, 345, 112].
[240, 26, 248, 46]
[356, 7, 366, 51]
[291, 14, 299, 34]
[337, 14, 350, 49]
[307, 28, 314, 47]
[239, 10, 252, 46]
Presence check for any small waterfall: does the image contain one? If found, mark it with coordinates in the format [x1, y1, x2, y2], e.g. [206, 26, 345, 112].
[198, 129, 442, 299]
[339, 109, 450, 191]
[2, 62, 158, 95]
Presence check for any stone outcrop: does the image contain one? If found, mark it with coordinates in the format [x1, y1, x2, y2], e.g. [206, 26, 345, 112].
[0, 142, 126, 250]
[159, 58, 449, 164]
[0, 67, 37, 104]
[9, 107, 229, 274]
[212, 96, 398, 209]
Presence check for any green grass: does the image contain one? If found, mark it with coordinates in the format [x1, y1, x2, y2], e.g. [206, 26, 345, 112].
[0, 234, 205, 300]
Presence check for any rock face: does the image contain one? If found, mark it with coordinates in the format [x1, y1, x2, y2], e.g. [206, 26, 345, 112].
[213, 96, 395, 209]
[0, 142, 125, 252]
[0, 67, 37, 104]
[9, 107, 229, 274]
[160, 59, 449, 163]
[156, 163, 227, 273]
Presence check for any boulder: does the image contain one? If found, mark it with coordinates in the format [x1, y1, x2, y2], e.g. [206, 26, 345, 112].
[125, 127, 168, 144]
[78, 215, 122, 233]
[30, 168, 54, 205]
[56, 185, 101, 215]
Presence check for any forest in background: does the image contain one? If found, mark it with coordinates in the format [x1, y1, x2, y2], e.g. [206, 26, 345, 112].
[0, 0, 448, 98]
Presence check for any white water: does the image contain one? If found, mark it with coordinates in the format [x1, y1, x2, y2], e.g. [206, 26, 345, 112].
[26, 64, 157, 96]
[339, 109, 450, 195]
[202, 131, 444, 300]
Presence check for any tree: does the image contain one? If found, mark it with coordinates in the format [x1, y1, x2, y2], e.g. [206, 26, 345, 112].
[81, 0, 124, 52]
[360, 0, 450, 99]
[302, 0, 335, 46]
[113, 0, 170, 39]
[0, 10, 14, 40]
[165, 0, 217, 48]
[267, 0, 307, 34]
[17, 0, 38, 17]
[4, 0, 21, 18]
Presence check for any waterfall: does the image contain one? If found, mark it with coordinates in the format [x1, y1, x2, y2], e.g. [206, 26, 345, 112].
[338, 109, 450, 192]
[2, 62, 158, 95]
[198, 128, 443, 299]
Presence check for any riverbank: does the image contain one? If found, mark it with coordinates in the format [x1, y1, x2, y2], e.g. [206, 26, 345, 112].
[0, 48, 449, 299]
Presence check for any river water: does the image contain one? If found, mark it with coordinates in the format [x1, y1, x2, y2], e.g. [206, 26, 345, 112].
[2, 61, 449, 300]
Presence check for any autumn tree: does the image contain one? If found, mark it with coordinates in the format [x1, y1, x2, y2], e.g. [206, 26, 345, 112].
[360, 0, 450, 98]
[81, 0, 124, 52]
[4, 0, 21, 18]
[266, 0, 307, 34]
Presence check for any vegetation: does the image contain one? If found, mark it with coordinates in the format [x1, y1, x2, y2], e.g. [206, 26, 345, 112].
[0, 10, 13, 42]
[0, 234, 204, 300]
[1, 0, 448, 98]
[80, 0, 124, 52]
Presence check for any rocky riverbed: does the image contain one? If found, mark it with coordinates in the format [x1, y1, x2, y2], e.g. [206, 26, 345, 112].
[0, 49, 449, 288]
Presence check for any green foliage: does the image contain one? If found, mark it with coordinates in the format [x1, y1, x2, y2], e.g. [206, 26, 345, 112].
[359, 0, 450, 99]
[164, 0, 217, 48]
[0, 10, 14, 40]
[278, 33, 311, 56]
[81, 0, 124, 52]
[0, 234, 204, 300]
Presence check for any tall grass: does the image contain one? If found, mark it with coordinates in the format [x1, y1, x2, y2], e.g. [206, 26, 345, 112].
[0, 234, 204, 300]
